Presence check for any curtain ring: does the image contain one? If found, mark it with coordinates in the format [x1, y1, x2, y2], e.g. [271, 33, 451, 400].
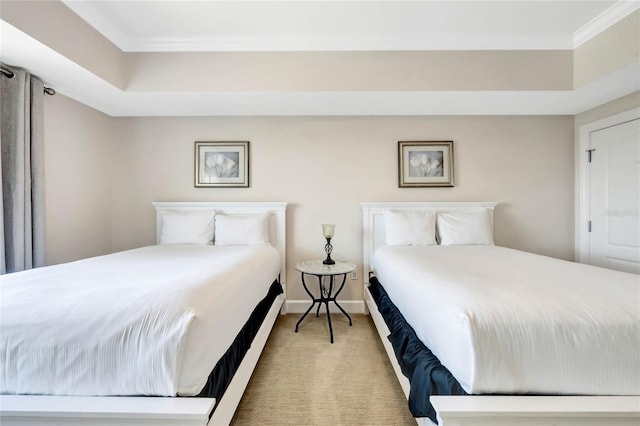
[1, 65, 15, 79]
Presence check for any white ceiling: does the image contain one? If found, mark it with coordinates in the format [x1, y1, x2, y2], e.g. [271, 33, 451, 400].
[63, 0, 618, 51]
[2, 1, 639, 116]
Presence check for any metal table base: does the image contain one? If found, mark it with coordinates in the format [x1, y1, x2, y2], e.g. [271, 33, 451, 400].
[294, 272, 352, 343]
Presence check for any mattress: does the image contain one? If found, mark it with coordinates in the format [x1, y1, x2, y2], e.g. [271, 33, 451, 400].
[372, 245, 640, 395]
[1, 244, 280, 397]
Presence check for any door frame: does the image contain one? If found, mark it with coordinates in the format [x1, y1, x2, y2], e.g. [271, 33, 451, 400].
[576, 107, 640, 264]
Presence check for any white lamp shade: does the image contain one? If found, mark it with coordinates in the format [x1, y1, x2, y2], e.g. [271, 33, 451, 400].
[322, 224, 335, 238]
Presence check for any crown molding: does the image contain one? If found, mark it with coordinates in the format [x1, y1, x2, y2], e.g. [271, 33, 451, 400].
[574, 0, 639, 48]
[120, 34, 572, 52]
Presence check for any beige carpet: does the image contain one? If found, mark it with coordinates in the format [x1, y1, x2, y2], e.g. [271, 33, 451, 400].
[231, 313, 416, 425]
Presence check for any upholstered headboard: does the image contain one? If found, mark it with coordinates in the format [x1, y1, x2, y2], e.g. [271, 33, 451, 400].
[152, 201, 288, 287]
[360, 202, 497, 280]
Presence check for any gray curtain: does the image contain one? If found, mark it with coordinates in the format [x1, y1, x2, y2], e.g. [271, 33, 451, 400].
[1, 67, 45, 274]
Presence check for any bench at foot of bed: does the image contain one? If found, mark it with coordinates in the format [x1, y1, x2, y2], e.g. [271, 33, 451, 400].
[429, 395, 640, 426]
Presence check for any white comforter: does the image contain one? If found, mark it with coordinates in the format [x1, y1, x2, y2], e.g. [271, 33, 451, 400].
[1, 244, 280, 397]
[372, 245, 640, 395]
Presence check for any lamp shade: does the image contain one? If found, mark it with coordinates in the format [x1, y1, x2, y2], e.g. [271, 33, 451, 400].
[322, 224, 335, 239]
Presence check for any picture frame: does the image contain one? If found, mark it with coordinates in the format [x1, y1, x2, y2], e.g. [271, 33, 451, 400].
[194, 141, 250, 188]
[398, 141, 454, 187]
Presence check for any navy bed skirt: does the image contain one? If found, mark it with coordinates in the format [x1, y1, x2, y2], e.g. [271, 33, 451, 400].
[195, 279, 283, 410]
[368, 277, 466, 423]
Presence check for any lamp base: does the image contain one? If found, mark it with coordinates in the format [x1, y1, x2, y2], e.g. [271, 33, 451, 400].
[323, 237, 335, 265]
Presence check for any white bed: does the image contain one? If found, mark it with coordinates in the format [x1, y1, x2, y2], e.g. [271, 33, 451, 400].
[361, 202, 640, 426]
[1, 201, 287, 426]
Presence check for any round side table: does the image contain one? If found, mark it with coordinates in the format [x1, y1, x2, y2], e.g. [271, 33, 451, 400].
[294, 259, 356, 343]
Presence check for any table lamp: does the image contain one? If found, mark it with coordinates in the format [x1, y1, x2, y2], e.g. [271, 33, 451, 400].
[322, 224, 336, 265]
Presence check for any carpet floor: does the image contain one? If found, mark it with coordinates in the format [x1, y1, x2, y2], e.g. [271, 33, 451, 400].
[231, 313, 416, 425]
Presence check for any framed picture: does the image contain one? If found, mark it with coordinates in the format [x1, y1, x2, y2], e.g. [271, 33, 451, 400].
[398, 141, 454, 187]
[194, 141, 250, 188]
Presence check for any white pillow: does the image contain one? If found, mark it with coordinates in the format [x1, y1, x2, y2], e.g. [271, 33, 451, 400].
[383, 210, 437, 246]
[215, 214, 269, 245]
[160, 211, 215, 245]
[437, 209, 494, 245]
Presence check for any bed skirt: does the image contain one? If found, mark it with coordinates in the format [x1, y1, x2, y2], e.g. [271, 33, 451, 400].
[195, 279, 283, 409]
[368, 277, 466, 423]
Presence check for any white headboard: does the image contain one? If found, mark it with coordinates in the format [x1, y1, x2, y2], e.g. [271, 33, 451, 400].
[361, 202, 498, 279]
[152, 201, 288, 287]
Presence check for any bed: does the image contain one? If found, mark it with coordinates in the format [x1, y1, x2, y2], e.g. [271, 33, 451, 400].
[0, 201, 288, 426]
[361, 202, 640, 426]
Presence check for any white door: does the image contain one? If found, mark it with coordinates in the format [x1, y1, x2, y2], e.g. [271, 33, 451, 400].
[588, 117, 640, 274]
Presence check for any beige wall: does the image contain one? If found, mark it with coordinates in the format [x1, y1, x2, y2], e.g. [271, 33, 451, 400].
[574, 10, 640, 88]
[24, 0, 631, 306]
[575, 91, 640, 127]
[43, 94, 115, 265]
[108, 115, 574, 302]
[43, 99, 574, 303]
[127, 50, 572, 92]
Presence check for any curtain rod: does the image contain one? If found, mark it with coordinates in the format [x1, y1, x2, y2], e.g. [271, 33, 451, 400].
[1, 64, 55, 95]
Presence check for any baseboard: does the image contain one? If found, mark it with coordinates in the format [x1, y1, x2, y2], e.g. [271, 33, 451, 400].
[285, 300, 365, 314]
